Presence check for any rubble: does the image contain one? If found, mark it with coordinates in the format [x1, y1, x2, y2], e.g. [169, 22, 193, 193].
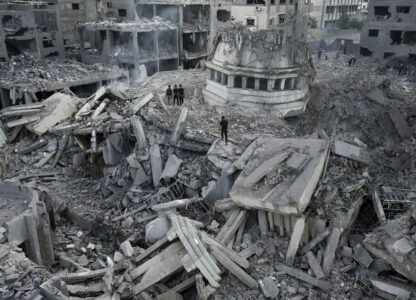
[1, 14, 416, 300]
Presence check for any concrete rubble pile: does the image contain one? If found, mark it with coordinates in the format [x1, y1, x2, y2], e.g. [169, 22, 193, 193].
[1, 51, 416, 299]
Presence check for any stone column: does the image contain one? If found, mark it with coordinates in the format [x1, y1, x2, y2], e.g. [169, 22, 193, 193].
[280, 78, 286, 90]
[290, 77, 296, 89]
[178, 5, 184, 67]
[267, 79, 275, 91]
[242, 76, 247, 89]
[228, 75, 235, 88]
[221, 73, 227, 85]
[254, 78, 260, 91]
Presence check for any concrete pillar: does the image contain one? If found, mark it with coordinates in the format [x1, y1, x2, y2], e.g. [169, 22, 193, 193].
[178, 5, 183, 67]
[254, 78, 260, 91]
[290, 77, 296, 89]
[24, 214, 43, 266]
[154, 30, 159, 72]
[242, 76, 247, 89]
[153, 4, 157, 17]
[266, 0, 271, 28]
[36, 202, 54, 268]
[280, 78, 286, 90]
[267, 79, 275, 91]
[132, 32, 139, 70]
[78, 29, 85, 60]
[221, 73, 227, 85]
[227, 75, 235, 88]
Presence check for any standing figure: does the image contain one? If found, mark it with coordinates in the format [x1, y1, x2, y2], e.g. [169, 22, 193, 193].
[318, 48, 322, 60]
[173, 84, 179, 106]
[178, 84, 184, 106]
[219, 116, 228, 145]
[166, 85, 173, 105]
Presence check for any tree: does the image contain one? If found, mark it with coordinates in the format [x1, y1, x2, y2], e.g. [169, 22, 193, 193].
[337, 12, 350, 29]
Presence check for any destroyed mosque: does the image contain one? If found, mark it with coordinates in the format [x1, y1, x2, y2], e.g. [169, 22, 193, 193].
[0, 0, 416, 299]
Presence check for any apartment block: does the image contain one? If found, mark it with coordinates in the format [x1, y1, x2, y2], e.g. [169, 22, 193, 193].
[359, 0, 416, 59]
[310, 0, 360, 29]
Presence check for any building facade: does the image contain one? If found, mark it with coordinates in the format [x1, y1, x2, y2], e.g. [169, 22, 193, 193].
[359, 0, 416, 59]
[203, 0, 314, 117]
[309, 0, 360, 29]
[0, 0, 64, 61]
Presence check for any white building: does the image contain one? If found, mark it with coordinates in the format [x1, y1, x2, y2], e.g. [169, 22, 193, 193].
[309, 0, 360, 29]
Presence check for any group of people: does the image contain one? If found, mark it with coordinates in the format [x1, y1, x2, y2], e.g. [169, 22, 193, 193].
[165, 85, 229, 144]
[318, 48, 357, 67]
[165, 84, 185, 106]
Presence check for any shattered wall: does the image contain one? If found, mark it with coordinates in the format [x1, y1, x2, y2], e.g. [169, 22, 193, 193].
[359, 0, 416, 59]
[203, 26, 314, 116]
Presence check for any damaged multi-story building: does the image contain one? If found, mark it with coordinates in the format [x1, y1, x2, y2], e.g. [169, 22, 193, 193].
[0, 0, 64, 61]
[359, 0, 416, 59]
[203, 0, 314, 117]
[78, 0, 210, 77]
[309, 0, 361, 29]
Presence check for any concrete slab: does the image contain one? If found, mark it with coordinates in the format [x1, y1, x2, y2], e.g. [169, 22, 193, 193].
[333, 140, 370, 165]
[160, 154, 182, 181]
[150, 144, 163, 187]
[230, 138, 328, 215]
[389, 109, 412, 139]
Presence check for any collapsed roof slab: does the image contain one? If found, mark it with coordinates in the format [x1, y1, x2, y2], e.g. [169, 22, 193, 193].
[229, 138, 329, 215]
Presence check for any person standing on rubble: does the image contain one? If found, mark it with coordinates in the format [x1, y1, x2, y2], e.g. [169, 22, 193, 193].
[173, 84, 179, 106]
[178, 84, 184, 106]
[219, 116, 228, 145]
[166, 85, 173, 105]
[318, 48, 322, 60]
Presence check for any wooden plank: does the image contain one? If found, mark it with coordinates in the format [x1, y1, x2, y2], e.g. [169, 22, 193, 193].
[210, 245, 258, 289]
[6, 115, 40, 127]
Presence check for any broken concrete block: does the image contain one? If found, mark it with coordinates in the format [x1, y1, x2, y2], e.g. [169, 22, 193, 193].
[121, 216, 133, 228]
[392, 237, 415, 256]
[150, 144, 163, 187]
[366, 88, 387, 105]
[333, 140, 370, 165]
[131, 116, 147, 149]
[259, 276, 279, 298]
[170, 106, 188, 146]
[156, 291, 183, 300]
[286, 216, 306, 265]
[114, 251, 124, 263]
[120, 240, 134, 258]
[389, 109, 412, 139]
[322, 227, 342, 276]
[353, 244, 373, 268]
[286, 152, 310, 171]
[145, 215, 171, 245]
[306, 251, 325, 279]
[132, 93, 154, 113]
[275, 263, 330, 290]
[160, 154, 182, 181]
[370, 279, 411, 300]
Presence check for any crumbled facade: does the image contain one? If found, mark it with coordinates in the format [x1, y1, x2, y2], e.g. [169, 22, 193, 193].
[78, 19, 179, 79]
[203, 24, 314, 116]
[111, 0, 210, 69]
[359, 0, 416, 59]
[0, 0, 64, 61]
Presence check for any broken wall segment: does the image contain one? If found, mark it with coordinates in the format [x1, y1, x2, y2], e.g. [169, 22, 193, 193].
[1, 181, 54, 267]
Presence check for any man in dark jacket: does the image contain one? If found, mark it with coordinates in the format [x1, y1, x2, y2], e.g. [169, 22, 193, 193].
[173, 84, 179, 106]
[219, 116, 228, 144]
[166, 85, 173, 105]
[178, 84, 184, 106]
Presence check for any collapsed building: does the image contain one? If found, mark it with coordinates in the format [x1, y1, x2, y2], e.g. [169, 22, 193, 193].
[359, 0, 416, 59]
[78, 19, 179, 79]
[203, 7, 313, 116]
[132, 0, 210, 67]
[0, 0, 64, 61]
